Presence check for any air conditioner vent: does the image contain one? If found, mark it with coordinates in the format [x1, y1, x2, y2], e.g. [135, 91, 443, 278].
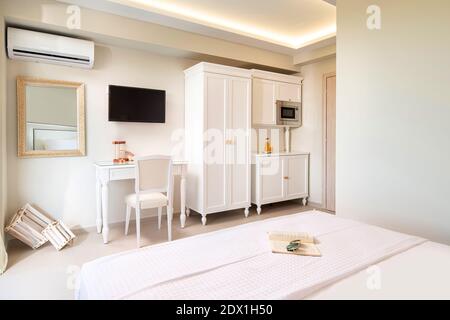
[7, 28, 95, 69]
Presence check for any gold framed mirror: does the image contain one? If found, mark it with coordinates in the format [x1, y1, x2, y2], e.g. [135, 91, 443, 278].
[17, 77, 86, 158]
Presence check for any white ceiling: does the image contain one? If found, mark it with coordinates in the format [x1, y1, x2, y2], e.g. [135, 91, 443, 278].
[60, 0, 336, 55]
[118, 0, 336, 46]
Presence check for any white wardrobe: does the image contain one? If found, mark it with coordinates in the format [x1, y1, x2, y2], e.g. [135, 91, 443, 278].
[184, 63, 252, 225]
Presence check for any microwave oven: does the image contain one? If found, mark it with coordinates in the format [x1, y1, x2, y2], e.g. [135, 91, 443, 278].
[276, 100, 302, 127]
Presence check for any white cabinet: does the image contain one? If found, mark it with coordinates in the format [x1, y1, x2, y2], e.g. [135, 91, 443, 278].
[251, 153, 309, 214]
[285, 155, 309, 198]
[185, 62, 252, 225]
[252, 79, 277, 125]
[277, 82, 302, 102]
[260, 156, 285, 203]
[252, 70, 303, 126]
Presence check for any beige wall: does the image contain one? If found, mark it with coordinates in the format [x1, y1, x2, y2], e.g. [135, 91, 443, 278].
[6, 44, 198, 228]
[336, 0, 450, 244]
[292, 57, 336, 206]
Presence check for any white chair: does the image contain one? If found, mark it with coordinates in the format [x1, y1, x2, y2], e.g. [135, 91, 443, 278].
[125, 155, 174, 248]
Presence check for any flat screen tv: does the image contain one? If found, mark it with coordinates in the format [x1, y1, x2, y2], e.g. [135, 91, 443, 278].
[108, 85, 166, 123]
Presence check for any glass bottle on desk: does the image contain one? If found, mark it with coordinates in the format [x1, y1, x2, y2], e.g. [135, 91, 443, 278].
[264, 138, 272, 154]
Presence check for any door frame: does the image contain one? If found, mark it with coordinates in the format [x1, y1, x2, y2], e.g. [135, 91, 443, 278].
[322, 72, 336, 211]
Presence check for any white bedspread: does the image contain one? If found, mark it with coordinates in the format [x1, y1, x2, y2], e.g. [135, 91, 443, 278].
[76, 211, 425, 300]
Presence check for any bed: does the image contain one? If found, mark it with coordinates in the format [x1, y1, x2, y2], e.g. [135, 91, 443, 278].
[76, 210, 450, 300]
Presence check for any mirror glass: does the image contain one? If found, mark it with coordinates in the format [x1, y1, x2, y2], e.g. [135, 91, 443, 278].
[17, 77, 85, 158]
[25, 85, 78, 151]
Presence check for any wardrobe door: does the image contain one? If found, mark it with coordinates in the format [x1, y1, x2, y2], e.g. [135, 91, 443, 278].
[204, 74, 228, 213]
[227, 77, 251, 209]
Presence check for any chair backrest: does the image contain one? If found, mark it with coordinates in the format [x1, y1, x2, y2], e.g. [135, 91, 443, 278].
[135, 156, 173, 200]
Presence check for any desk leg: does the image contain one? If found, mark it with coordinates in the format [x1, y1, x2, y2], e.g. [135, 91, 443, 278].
[95, 176, 102, 234]
[180, 174, 187, 228]
[101, 182, 110, 244]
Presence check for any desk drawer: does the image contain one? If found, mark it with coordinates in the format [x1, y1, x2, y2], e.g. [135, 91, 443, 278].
[110, 168, 135, 181]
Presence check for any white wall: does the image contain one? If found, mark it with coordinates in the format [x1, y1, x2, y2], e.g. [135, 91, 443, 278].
[6, 44, 198, 229]
[337, 0, 450, 244]
[291, 57, 336, 205]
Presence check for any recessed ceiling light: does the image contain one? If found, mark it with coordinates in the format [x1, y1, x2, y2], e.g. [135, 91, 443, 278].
[113, 0, 336, 49]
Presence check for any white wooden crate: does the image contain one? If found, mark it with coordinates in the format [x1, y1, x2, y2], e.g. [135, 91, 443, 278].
[42, 221, 76, 251]
[5, 204, 76, 251]
[5, 204, 52, 249]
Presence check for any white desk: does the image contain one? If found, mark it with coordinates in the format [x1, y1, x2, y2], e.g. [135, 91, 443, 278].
[95, 160, 189, 244]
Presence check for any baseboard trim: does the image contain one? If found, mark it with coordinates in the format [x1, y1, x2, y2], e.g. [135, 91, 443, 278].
[74, 202, 327, 234]
[308, 202, 336, 215]
[73, 210, 181, 234]
[307, 201, 323, 209]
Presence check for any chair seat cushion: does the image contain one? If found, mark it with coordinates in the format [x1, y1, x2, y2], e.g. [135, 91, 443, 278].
[126, 192, 168, 209]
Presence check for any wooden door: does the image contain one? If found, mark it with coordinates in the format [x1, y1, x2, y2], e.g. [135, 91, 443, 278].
[324, 74, 336, 212]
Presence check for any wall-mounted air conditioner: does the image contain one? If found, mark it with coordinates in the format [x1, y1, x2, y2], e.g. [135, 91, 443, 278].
[7, 27, 95, 69]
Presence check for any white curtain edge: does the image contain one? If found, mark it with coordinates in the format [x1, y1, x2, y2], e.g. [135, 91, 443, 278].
[0, 14, 7, 275]
[0, 237, 7, 275]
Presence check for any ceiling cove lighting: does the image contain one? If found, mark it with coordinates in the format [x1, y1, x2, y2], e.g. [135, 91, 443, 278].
[112, 0, 336, 49]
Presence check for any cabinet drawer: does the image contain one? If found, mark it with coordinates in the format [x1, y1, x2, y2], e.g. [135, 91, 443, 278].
[110, 168, 135, 181]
